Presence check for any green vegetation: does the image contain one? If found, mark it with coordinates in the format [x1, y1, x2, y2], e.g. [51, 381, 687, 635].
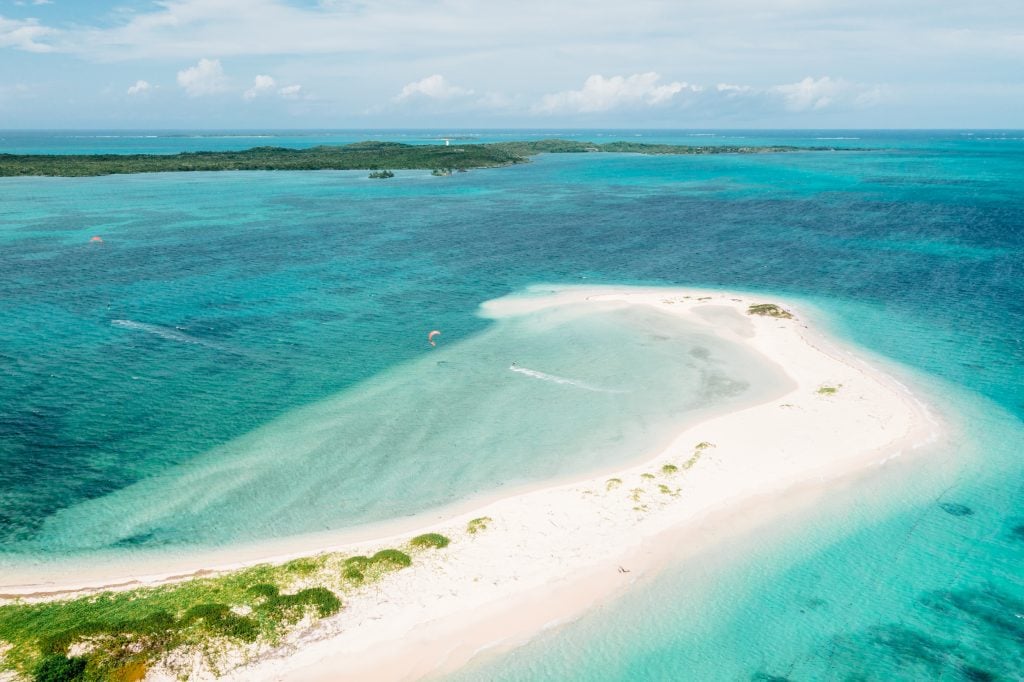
[430, 167, 453, 176]
[630, 488, 645, 502]
[665, 442, 715, 473]
[0, 140, 848, 177]
[0, 538, 443, 681]
[605, 478, 622, 491]
[370, 549, 412, 568]
[746, 303, 794, 319]
[367, 169, 394, 179]
[658, 484, 680, 497]
[342, 566, 365, 583]
[817, 384, 841, 395]
[640, 473, 655, 480]
[466, 517, 492, 534]
[33, 655, 86, 682]
[409, 533, 450, 549]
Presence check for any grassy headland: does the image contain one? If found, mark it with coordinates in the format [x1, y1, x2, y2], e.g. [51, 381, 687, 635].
[0, 535, 451, 681]
[0, 139, 842, 177]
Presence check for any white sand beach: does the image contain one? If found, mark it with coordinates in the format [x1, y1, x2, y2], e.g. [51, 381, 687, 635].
[1, 288, 942, 681]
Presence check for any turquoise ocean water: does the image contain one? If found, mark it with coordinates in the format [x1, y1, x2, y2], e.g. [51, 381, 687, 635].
[1, 130, 1021, 679]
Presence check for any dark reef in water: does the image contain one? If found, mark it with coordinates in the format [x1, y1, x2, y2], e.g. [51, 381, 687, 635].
[939, 502, 975, 517]
[814, 586, 1024, 681]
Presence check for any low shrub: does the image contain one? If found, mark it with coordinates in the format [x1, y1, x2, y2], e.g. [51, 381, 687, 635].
[466, 517, 492, 534]
[409, 533, 450, 549]
[746, 303, 793, 319]
[342, 566, 364, 583]
[371, 549, 412, 568]
[343, 556, 371, 569]
[33, 655, 87, 682]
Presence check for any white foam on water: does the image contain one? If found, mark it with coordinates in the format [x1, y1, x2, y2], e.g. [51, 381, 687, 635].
[509, 365, 629, 394]
[111, 319, 232, 353]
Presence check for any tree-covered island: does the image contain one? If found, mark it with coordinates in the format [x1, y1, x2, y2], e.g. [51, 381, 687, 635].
[0, 139, 847, 177]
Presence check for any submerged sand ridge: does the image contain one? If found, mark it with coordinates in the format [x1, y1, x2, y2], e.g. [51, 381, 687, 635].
[0, 287, 940, 681]
[16, 293, 783, 561]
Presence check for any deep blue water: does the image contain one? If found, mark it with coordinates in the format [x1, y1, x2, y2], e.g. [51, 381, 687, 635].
[0, 130, 1021, 679]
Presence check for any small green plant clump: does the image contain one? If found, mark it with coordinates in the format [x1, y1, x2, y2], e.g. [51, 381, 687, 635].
[630, 488, 645, 502]
[409, 533, 451, 549]
[371, 549, 412, 567]
[658, 484, 680, 497]
[466, 517, 492, 534]
[605, 478, 622, 491]
[661, 464, 679, 475]
[817, 384, 841, 395]
[33, 654, 87, 682]
[368, 169, 395, 179]
[431, 167, 453, 176]
[641, 473, 655, 480]
[747, 303, 793, 319]
[342, 566, 365, 583]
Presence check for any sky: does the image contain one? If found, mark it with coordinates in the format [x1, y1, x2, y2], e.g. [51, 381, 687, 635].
[0, 0, 1021, 129]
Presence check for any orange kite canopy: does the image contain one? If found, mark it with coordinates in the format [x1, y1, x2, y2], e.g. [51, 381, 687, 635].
[90, 236, 104, 243]
[428, 330, 441, 347]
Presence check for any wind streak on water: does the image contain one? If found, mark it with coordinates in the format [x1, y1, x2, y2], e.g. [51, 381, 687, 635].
[110, 319, 245, 357]
[509, 364, 630, 394]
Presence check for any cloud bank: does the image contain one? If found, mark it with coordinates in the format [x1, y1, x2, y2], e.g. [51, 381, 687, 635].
[177, 58, 227, 97]
[395, 75, 473, 102]
[535, 73, 697, 113]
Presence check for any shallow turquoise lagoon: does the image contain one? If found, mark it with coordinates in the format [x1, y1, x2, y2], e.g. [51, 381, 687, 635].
[1, 130, 1021, 679]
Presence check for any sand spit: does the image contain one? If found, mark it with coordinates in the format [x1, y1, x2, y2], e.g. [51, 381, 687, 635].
[2, 288, 941, 681]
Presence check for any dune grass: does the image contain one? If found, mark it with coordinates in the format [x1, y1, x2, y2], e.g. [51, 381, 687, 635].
[0, 540, 442, 681]
[409, 533, 450, 549]
[466, 517, 492, 535]
[746, 303, 793, 319]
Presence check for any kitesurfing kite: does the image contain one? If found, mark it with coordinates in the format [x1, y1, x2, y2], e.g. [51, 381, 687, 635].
[428, 330, 441, 347]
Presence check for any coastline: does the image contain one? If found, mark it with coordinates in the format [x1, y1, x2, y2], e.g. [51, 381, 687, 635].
[0, 287, 943, 681]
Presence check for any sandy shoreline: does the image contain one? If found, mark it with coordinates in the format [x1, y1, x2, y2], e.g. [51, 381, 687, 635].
[0, 287, 942, 681]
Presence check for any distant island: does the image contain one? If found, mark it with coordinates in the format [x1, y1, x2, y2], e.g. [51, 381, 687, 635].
[0, 139, 848, 177]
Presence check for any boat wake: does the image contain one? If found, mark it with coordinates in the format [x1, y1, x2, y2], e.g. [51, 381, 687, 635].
[509, 365, 629, 394]
[111, 319, 236, 354]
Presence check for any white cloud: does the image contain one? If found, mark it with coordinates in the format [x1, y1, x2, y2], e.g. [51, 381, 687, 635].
[535, 73, 695, 113]
[716, 83, 753, 96]
[277, 84, 302, 99]
[32, 0, 55, 5]
[176, 58, 227, 97]
[243, 74, 275, 100]
[126, 79, 152, 95]
[0, 16, 55, 52]
[395, 74, 472, 102]
[770, 76, 883, 111]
